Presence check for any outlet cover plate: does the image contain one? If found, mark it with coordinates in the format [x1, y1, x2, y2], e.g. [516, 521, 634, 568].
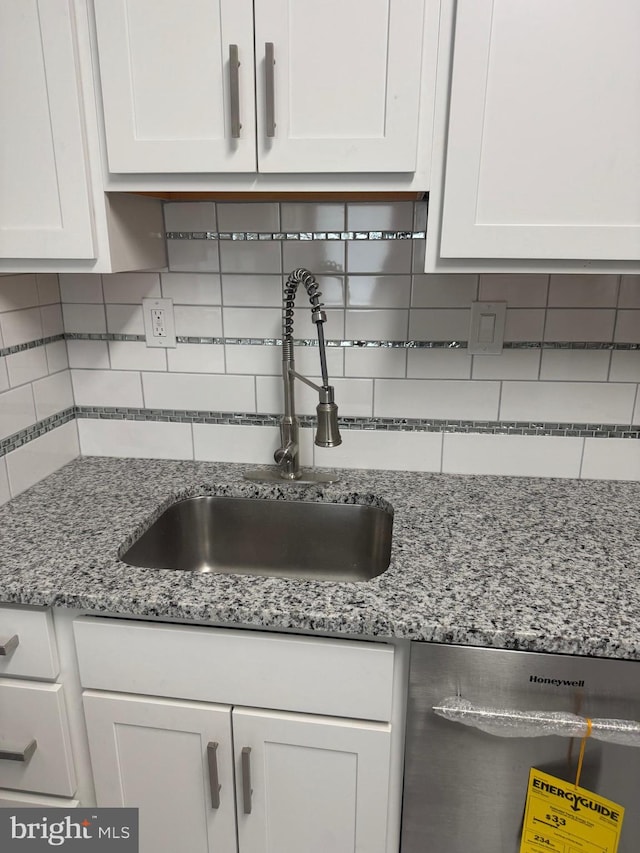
[468, 301, 507, 355]
[143, 297, 176, 348]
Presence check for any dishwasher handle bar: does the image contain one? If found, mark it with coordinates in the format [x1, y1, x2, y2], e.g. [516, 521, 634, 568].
[434, 697, 640, 748]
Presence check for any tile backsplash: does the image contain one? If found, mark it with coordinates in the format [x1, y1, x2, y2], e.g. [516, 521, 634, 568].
[2, 201, 640, 498]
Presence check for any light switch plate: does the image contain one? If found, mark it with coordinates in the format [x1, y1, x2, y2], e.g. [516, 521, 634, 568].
[468, 301, 507, 355]
[142, 297, 176, 348]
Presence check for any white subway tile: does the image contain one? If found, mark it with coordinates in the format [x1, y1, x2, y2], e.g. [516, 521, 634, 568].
[614, 310, 640, 343]
[548, 274, 618, 307]
[408, 308, 470, 341]
[223, 307, 281, 338]
[224, 344, 280, 376]
[295, 345, 343, 377]
[78, 419, 193, 460]
[345, 348, 406, 378]
[374, 379, 500, 420]
[194, 424, 282, 465]
[282, 241, 344, 275]
[108, 342, 167, 372]
[164, 202, 216, 232]
[347, 276, 411, 308]
[345, 309, 408, 340]
[443, 433, 583, 478]
[6, 348, 48, 387]
[106, 305, 145, 336]
[36, 274, 60, 306]
[6, 421, 79, 498]
[411, 274, 478, 308]
[174, 305, 222, 338]
[610, 350, 640, 382]
[478, 274, 548, 307]
[71, 369, 143, 408]
[0, 385, 36, 440]
[504, 309, 546, 341]
[167, 240, 220, 273]
[219, 241, 280, 274]
[619, 276, 640, 308]
[581, 438, 640, 481]
[314, 428, 442, 473]
[167, 344, 225, 374]
[544, 309, 615, 342]
[539, 350, 610, 381]
[414, 201, 428, 231]
[0, 274, 39, 311]
[102, 272, 161, 304]
[45, 340, 69, 374]
[59, 274, 103, 303]
[472, 349, 541, 380]
[347, 240, 411, 274]
[0, 458, 9, 505]
[32, 371, 74, 419]
[407, 349, 472, 379]
[142, 372, 255, 412]
[0, 307, 43, 347]
[41, 304, 64, 337]
[216, 202, 279, 232]
[500, 381, 635, 423]
[62, 303, 106, 334]
[67, 340, 110, 370]
[256, 376, 372, 417]
[280, 203, 344, 232]
[221, 275, 282, 307]
[161, 272, 221, 305]
[0, 358, 8, 392]
[346, 202, 414, 230]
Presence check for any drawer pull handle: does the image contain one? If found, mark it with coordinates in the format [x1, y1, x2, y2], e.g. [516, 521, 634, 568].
[0, 739, 37, 762]
[265, 42, 276, 137]
[229, 44, 241, 138]
[0, 634, 19, 656]
[241, 746, 252, 814]
[207, 742, 221, 809]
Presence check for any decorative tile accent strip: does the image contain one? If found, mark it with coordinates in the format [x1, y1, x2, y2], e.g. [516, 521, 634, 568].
[0, 334, 65, 359]
[166, 230, 426, 242]
[0, 407, 76, 458]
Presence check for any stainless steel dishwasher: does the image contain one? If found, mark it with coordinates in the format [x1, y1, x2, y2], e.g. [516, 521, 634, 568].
[401, 643, 640, 852]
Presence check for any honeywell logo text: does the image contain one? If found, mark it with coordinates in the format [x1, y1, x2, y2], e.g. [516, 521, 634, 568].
[529, 675, 585, 688]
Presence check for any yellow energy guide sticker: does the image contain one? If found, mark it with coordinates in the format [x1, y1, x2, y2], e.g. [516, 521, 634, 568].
[520, 768, 624, 853]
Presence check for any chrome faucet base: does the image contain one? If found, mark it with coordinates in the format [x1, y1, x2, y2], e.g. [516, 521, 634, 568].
[243, 468, 340, 485]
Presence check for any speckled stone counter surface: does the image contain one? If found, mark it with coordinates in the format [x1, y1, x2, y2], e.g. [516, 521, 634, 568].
[1, 456, 640, 659]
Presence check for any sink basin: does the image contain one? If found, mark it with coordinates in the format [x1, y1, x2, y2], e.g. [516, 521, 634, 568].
[121, 495, 393, 582]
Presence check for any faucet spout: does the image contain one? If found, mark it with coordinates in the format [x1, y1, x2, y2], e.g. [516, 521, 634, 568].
[244, 268, 342, 485]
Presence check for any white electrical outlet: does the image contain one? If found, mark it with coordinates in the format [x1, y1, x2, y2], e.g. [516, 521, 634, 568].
[143, 297, 176, 348]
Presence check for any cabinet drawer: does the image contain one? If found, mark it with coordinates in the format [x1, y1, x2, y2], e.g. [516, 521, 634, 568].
[0, 680, 76, 797]
[0, 606, 59, 680]
[0, 790, 79, 808]
[74, 617, 394, 722]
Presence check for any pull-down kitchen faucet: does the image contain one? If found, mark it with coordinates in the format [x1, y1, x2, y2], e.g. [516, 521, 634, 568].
[245, 268, 342, 484]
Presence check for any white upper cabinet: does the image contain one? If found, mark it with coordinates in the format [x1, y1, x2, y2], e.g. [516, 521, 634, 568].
[254, 0, 424, 173]
[91, 0, 437, 183]
[0, 1, 95, 259]
[430, 0, 640, 270]
[93, 0, 256, 173]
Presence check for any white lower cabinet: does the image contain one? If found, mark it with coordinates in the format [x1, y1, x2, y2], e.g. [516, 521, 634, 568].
[83, 691, 392, 853]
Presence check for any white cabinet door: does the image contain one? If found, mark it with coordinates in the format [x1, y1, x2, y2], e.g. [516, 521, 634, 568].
[83, 691, 237, 853]
[0, 1, 95, 259]
[233, 707, 392, 853]
[93, 0, 256, 173]
[439, 0, 640, 262]
[254, 0, 425, 173]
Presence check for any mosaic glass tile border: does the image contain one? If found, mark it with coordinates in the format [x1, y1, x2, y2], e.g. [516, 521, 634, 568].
[165, 230, 426, 242]
[3, 405, 639, 460]
[0, 334, 65, 360]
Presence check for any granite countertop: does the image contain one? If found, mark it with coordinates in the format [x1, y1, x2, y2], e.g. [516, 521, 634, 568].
[1, 456, 639, 659]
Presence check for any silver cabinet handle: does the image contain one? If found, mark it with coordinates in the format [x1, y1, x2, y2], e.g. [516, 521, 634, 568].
[0, 739, 37, 762]
[241, 746, 252, 814]
[0, 634, 19, 656]
[434, 697, 640, 748]
[229, 44, 241, 139]
[265, 42, 276, 137]
[207, 742, 221, 809]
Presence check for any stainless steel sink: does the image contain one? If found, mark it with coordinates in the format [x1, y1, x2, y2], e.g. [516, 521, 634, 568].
[121, 495, 393, 582]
